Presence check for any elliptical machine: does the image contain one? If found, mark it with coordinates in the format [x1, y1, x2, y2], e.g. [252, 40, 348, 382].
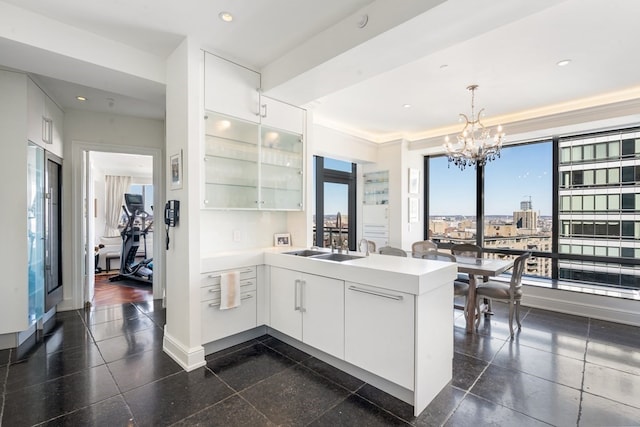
[109, 193, 153, 284]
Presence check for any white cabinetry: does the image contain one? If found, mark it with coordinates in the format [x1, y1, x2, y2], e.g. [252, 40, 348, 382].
[259, 96, 305, 134]
[200, 266, 257, 344]
[270, 267, 344, 359]
[204, 52, 260, 123]
[27, 78, 63, 157]
[202, 52, 305, 211]
[344, 282, 414, 389]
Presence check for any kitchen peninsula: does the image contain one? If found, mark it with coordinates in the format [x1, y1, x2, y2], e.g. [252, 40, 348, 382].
[194, 248, 457, 416]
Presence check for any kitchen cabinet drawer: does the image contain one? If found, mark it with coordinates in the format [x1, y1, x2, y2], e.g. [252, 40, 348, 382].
[200, 266, 256, 287]
[201, 290, 257, 343]
[200, 279, 256, 302]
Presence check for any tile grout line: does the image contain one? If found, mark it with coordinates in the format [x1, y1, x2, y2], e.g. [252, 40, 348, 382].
[575, 318, 591, 427]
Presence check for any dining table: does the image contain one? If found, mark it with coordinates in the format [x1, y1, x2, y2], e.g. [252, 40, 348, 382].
[454, 256, 514, 332]
[417, 252, 515, 333]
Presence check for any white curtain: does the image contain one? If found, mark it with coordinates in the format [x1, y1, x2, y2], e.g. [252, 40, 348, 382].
[104, 175, 132, 237]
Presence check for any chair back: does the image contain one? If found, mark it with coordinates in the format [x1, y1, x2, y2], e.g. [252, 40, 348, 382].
[411, 240, 437, 258]
[451, 243, 482, 259]
[379, 246, 408, 257]
[367, 240, 376, 253]
[510, 252, 531, 292]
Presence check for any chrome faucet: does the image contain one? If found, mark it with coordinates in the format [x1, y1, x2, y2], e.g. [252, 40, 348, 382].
[359, 238, 370, 256]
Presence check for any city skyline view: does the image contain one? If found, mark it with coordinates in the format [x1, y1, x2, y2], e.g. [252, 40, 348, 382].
[429, 141, 552, 217]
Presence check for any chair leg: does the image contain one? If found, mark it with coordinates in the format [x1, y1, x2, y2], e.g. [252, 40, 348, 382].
[515, 300, 522, 329]
[508, 301, 515, 338]
[463, 297, 468, 321]
[475, 297, 481, 329]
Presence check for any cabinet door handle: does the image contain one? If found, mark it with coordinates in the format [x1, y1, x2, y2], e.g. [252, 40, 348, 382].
[261, 103, 267, 118]
[294, 279, 300, 311]
[348, 285, 403, 301]
[206, 268, 253, 279]
[299, 280, 306, 313]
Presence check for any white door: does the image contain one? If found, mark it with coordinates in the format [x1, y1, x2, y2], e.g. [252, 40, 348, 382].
[83, 151, 95, 306]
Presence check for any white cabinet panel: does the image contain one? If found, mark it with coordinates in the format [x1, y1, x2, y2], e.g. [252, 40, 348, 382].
[200, 266, 258, 344]
[204, 52, 260, 123]
[269, 267, 344, 358]
[260, 96, 305, 134]
[26, 78, 64, 157]
[270, 267, 302, 340]
[345, 282, 414, 389]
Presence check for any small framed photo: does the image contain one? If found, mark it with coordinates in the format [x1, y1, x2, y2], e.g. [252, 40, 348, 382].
[409, 197, 419, 223]
[274, 233, 291, 247]
[170, 150, 183, 190]
[408, 168, 420, 194]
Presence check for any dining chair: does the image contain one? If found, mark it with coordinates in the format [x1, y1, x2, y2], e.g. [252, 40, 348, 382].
[378, 246, 408, 257]
[451, 243, 490, 313]
[411, 240, 437, 258]
[475, 252, 531, 337]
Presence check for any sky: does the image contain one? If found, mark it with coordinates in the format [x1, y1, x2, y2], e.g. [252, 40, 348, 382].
[429, 141, 553, 216]
[319, 142, 553, 219]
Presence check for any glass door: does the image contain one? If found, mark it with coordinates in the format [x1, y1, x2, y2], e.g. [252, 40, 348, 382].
[203, 112, 259, 209]
[314, 157, 357, 250]
[260, 125, 303, 210]
[27, 142, 44, 324]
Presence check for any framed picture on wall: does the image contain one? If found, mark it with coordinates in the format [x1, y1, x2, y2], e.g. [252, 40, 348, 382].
[408, 168, 420, 194]
[170, 150, 183, 190]
[409, 197, 419, 223]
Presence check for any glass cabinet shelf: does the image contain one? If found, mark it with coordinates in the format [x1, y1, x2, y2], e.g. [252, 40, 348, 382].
[203, 111, 304, 210]
[363, 170, 389, 205]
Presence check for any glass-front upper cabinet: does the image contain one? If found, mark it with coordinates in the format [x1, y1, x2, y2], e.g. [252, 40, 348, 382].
[260, 125, 304, 210]
[203, 112, 304, 210]
[204, 112, 259, 209]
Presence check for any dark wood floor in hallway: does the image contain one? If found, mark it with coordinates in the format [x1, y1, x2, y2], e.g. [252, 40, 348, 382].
[93, 273, 153, 307]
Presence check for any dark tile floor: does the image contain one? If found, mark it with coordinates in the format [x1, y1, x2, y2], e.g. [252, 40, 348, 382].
[1, 300, 639, 426]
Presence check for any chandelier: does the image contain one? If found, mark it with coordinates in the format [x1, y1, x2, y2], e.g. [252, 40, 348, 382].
[443, 85, 505, 170]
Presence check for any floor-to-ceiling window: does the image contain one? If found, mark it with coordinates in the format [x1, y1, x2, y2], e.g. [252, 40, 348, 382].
[314, 156, 357, 250]
[426, 127, 640, 292]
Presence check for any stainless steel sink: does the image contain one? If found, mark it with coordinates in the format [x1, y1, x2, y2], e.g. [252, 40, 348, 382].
[283, 249, 328, 257]
[310, 253, 364, 262]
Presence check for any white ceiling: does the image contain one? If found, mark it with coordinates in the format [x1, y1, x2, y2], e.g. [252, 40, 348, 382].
[2, 0, 640, 145]
[91, 152, 153, 178]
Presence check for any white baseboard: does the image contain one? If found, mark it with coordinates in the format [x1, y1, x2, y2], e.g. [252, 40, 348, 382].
[523, 285, 640, 326]
[162, 327, 206, 371]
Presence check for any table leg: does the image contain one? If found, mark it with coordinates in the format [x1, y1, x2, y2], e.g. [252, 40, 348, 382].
[466, 274, 477, 333]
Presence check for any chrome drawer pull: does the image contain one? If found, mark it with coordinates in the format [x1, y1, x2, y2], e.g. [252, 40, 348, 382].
[207, 268, 254, 279]
[348, 285, 403, 301]
[208, 294, 253, 307]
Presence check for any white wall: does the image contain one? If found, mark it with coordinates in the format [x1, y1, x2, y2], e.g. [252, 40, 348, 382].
[0, 70, 29, 334]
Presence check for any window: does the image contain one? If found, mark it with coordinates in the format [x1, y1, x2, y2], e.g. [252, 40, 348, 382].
[313, 156, 356, 250]
[621, 139, 635, 156]
[572, 170, 583, 186]
[621, 193, 634, 210]
[427, 156, 476, 245]
[621, 166, 635, 183]
[595, 143, 607, 159]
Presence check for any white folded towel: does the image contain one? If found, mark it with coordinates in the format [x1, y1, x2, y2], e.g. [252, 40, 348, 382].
[220, 271, 241, 310]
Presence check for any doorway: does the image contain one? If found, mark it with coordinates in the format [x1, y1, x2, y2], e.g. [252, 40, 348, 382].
[83, 150, 155, 307]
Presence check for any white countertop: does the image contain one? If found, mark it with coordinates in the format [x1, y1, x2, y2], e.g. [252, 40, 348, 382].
[202, 247, 457, 296]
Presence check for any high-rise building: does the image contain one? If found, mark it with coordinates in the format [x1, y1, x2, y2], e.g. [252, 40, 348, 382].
[513, 197, 538, 233]
[558, 129, 640, 288]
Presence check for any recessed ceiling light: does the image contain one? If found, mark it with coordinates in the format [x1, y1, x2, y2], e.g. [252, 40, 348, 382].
[76, 96, 87, 101]
[557, 59, 571, 67]
[403, 104, 412, 109]
[439, 64, 448, 70]
[219, 11, 233, 22]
